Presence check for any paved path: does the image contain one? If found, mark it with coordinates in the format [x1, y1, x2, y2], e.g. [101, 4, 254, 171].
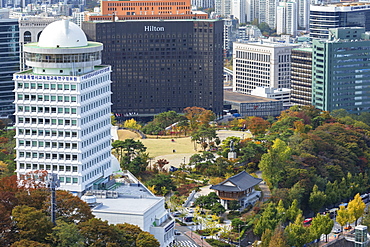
[255, 171, 271, 202]
[184, 231, 213, 247]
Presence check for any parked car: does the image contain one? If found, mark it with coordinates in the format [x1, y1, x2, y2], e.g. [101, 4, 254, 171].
[333, 228, 342, 234]
[344, 225, 352, 230]
[172, 212, 181, 217]
[183, 216, 194, 222]
[174, 229, 181, 235]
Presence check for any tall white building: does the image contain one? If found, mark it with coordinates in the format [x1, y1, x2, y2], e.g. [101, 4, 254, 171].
[14, 19, 114, 194]
[233, 41, 299, 94]
[276, 0, 297, 36]
[297, 0, 309, 30]
[231, 0, 245, 23]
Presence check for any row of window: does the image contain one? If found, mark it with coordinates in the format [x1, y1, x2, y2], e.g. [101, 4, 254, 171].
[18, 117, 77, 126]
[82, 152, 111, 171]
[17, 94, 77, 103]
[81, 110, 110, 125]
[81, 86, 110, 102]
[19, 163, 77, 172]
[18, 140, 78, 149]
[82, 130, 110, 148]
[82, 119, 110, 137]
[82, 142, 110, 160]
[18, 106, 77, 114]
[81, 98, 110, 114]
[82, 162, 111, 183]
[18, 129, 77, 138]
[81, 75, 109, 90]
[17, 82, 77, 91]
[18, 152, 78, 161]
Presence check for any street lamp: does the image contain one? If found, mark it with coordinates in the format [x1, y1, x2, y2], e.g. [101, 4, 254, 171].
[183, 157, 186, 165]
[238, 224, 246, 247]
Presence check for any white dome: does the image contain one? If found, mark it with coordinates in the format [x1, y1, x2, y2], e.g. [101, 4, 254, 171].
[38, 19, 88, 48]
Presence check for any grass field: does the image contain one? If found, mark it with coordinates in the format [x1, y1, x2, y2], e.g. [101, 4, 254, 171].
[116, 129, 250, 167]
[117, 130, 198, 158]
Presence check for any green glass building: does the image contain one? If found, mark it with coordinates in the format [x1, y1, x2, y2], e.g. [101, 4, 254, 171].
[312, 27, 370, 114]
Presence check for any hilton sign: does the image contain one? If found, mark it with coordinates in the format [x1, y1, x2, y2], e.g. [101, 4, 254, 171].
[144, 26, 165, 32]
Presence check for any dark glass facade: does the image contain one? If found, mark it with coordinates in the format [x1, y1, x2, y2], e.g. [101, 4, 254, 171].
[0, 19, 19, 118]
[310, 8, 370, 39]
[82, 20, 224, 118]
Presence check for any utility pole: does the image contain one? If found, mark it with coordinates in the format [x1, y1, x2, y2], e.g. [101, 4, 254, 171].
[47, 173, 60, 225]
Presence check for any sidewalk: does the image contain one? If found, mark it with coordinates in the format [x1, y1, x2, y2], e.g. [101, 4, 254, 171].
[184, 231, 213, 247]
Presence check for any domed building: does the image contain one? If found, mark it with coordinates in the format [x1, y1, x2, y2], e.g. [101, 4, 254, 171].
[13, 19, 115, 194]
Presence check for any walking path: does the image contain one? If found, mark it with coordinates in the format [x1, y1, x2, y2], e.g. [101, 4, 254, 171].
[255, 171, 271, 202]
[184, 231, 213, 247]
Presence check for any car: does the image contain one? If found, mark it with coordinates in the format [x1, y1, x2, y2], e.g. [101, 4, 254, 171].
[303, 218, 312, 226]
[333, 228, 342, 234]
[174, 229, 181, 235]
[344, 225, 352, 230]
[183, 216, 194, 222]
[172, 212, 181, 217]
[187, 208, 194, 213]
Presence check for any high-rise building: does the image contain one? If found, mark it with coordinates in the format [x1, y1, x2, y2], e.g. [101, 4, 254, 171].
[290, 47, 312, 106]
[310, 3, 370, 39]
[0, 11, 19, 119]
[89, 0, 208, 21]
[231, 0, 245, 23]
[233, 41, 299, 94]
[297, 0, 309, 30]
[14, 19, 114, 193]
[82, 19, 224, 118]
[312, 27, 370, 113]
[276, 0, 297, 37]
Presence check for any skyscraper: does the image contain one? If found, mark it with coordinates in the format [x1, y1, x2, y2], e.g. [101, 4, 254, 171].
[82, 19, 224, 118]
[0, 12, 19, 119]
[312, 27, 370, 113]
[310, 3, 370, 39]
[276, 0, 297, 36]
[14, 19, 114, 193]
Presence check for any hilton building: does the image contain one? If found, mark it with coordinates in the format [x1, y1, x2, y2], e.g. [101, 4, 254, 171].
[82, 19, 224, 118]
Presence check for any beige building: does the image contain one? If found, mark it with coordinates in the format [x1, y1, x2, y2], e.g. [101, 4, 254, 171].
[232, 41, 299, 94]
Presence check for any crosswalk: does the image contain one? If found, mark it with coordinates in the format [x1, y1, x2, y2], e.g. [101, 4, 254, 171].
[173, 240, 199, 247]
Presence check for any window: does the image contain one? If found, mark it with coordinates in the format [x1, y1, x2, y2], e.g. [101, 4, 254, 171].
[66, 166, 71, 172]
[58, 84, 63, 90]
[39, 164, 44, 170]
[72, 120, 77, 126]
[71, 85, 77, 90]
[51, 119, 56, 125]
[59, 177, 64, 182]
[72, 108, 77, 114]
[58, 108, 63, 113]
[60, 166, 64, 171]
[66, 177, 71, 183]
[58, 96, 63, 102]
[71, 97, 77, 102]
[51, 84, 56, 90]
[73, 178, 78, 183]
[51, 96, 56, 101]
[73, 166, 77, 172]
[58, 119, 63, 125]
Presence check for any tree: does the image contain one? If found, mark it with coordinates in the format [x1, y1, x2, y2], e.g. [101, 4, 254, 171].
[123, 118, 141, 130]
[12, 205, 53, 243]
[136, 232, 160, 247]
[261, 228, 273, 247]
[254, 203, 280, 236]
[259, 139, 291, 188]
[268, 226, 289, 247]
[310, 214, 334, 243]
[48, 220, 84, 247]
[116, 223, 143, 246]
[111, 114, 117, 126]
[285, 214, 310, 247]
[347, 193, 366, 226]
[246, 117, 270, 136]
[11, 239, 51, 247]
[336, 205, 354, 230]
[309, 185, 326, 215]
[78, 218, 124, 247]
[146, 174, 175, 196]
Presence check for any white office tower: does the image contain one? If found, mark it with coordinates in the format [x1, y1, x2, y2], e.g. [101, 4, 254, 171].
[276, 0, 297, 36]
[215, 0, 231, 17]
[231, 0, 245, 23]
[233, 41, 299, 94]
[13, 19, 114, 194]
[297, 0, 309, 30]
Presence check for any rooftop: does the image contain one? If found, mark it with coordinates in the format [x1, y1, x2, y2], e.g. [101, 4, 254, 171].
[224, 90, 280, 103]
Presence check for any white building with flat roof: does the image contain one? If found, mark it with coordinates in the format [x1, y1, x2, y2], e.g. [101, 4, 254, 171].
[87, 170, 175, 247]
[233, 41, 299, 94]
[14, 19, 115, 194]
[277, 0, 297, 37]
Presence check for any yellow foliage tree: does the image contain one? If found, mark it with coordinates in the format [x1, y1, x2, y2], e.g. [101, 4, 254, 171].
[123, 118, 142, 130]
[336, 205, 355, 230]
[348, 193, 366, 226]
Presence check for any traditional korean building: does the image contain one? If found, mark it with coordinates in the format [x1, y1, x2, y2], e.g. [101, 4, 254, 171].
[210, 171, 262, 210]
